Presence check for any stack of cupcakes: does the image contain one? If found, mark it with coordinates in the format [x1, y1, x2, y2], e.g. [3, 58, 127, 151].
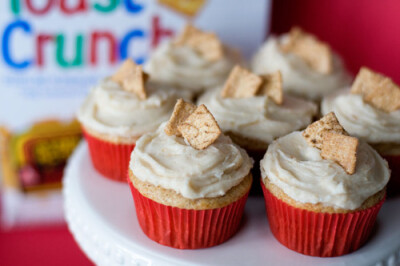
[76, 23, 397, 257]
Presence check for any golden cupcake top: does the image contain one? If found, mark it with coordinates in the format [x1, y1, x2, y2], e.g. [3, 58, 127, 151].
[351, 67, 400, 112]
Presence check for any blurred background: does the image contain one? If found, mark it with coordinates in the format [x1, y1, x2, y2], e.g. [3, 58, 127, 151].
[1, 0, 399, 265]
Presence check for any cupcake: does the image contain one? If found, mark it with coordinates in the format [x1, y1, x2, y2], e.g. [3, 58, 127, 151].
[321, 67, 400, 195]
[145, 24, 241, 97]
[128, 99, 253, 249]
[251, 27, 351, 101]
[198, 65, 317, 183]
[260, 112, 390, 257]
[77, 59, 182, 182]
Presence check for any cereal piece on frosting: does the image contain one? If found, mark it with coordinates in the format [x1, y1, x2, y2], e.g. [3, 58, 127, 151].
[258, 71, 283, 104]
[221, 65, 263, 99]
[280, 27, 333, 75]
[173, 24, 223, 62]
[351, 67, 400, 112]
[321, 132, 359, 175]
[165, 100, 221, 149]
[111, 59, 148, 100]
[302, 112, 347, 149]
[164, 99, 196, 136]
[303, 112, 357, 174]
[178, 104, 222, 150]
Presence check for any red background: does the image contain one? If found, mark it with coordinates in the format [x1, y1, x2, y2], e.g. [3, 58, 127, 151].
[1, 1, 399, 265]
[271, 0, 400, 83]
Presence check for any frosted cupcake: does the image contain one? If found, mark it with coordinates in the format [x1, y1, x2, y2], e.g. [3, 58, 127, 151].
[77, 59, 182, 181]
[251, 27, 351, 101]
[260, 112, 390, 257]
[145, 24, 241, 97]
[199, 65, 317, 151]
[321, 67, 400, 195]
[128, 100, 253, 249]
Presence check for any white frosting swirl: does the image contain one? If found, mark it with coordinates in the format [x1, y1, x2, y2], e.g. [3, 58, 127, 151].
[251, 36, 351, 100]
[144, 41, 240, 93]
[261, 131, 390, 210]
[77, 79, 181, 137]
[321, 88, 400, 144]
[130, 123, 253, 199]
[198, 89, 317, 144]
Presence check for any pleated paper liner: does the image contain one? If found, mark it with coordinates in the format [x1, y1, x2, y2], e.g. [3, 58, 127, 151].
[382, 154, 400, 197]
[83, 129, 135, 182]
[128, 178, 249, 249]
[261, 180, 385, 257]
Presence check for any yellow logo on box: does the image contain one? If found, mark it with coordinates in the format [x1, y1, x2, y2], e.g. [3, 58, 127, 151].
[1, 120, 81, 192]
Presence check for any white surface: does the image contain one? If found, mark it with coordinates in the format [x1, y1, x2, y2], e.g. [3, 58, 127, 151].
[63, 142, 400, 266]
[1, 188, 64, 229]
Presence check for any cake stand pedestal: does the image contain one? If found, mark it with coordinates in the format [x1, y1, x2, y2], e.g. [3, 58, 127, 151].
[63, 142, 400, 266]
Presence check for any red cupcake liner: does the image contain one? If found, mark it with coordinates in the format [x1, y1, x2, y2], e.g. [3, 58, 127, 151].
[382, 154, 400, 197]
[261, 180, 385, 257]
[128, 178, 249, 249]
[83, 129, 135, 182]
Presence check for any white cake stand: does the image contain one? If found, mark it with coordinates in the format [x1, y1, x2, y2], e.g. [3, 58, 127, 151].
[63, 142, 400, 266]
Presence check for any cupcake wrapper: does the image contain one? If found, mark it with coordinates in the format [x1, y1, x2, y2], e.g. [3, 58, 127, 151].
[261, 181, 385, 257]
[128, 178, 249, 249]
[382, 154, 400, 197]
[83, 129, 135, 182]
